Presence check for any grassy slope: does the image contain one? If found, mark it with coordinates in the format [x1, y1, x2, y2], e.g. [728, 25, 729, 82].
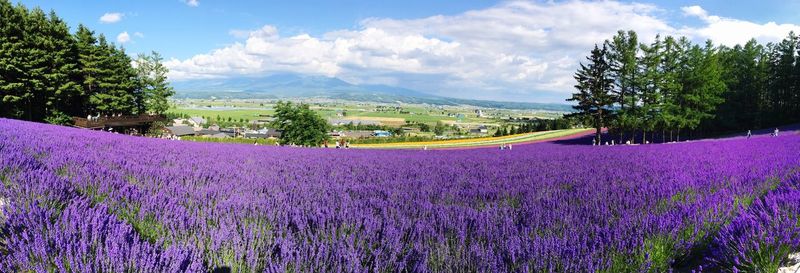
[353, 128, 592, 149]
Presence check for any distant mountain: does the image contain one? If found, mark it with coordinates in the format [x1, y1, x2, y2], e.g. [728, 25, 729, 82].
[172, 74, 573, 112]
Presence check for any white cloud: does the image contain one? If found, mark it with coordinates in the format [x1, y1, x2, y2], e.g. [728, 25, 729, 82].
[117, 32, 131, 44]
[184, 0, 199, 7]
[680, 5, 799, 46]
[99, 12, 123, 24]
[165, 1, 800, 101]
[134, 32, 145, 38]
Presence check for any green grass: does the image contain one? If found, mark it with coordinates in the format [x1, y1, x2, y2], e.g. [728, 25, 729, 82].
[355, 129, 590, 149]
[171, 106, 462, 125]
[168, 108, 274, 122]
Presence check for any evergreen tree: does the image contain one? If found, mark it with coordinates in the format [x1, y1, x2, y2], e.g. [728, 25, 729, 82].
[767, 32, 798, 124]
[75, 25, 103, 115]
[637, 36, 664, 143]
[42, 10, 81, 124]
[135, 51, 174, 115]
[708, 40, 769, 132]
[676, 40, 725, 140]
[0, 1, 29, 119]
[605, 30, 639, 142]
[567, 44, 615, 144]
[658, 36, 683, 142]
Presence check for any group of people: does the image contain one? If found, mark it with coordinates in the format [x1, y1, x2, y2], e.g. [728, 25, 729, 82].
[593, 139, 651, 146]
[86, 113, 128, 122]
[745, 128, 781, 139]
[322, 139, 350, 149]
[592, 139, 627, 146]
[499, 143, 512, 150]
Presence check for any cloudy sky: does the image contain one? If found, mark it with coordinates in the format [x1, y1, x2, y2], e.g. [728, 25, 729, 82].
[15, 0, 800, 102]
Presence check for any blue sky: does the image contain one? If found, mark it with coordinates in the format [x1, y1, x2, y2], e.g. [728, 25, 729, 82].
[14, 0, 800, 102]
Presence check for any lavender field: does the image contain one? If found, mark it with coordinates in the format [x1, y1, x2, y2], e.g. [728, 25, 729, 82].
[0, 118, 799, 272]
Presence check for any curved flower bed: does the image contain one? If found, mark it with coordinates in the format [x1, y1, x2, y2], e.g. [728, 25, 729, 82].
[0, 118, 799, 272]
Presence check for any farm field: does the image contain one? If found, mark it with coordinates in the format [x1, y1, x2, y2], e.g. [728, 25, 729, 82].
[1, 118, 799, 272]
[353, 128, 592, 149]
[167, 99, 561, 127]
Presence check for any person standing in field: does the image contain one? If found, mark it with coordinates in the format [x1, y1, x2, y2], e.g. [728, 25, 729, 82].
[774, 128, 779, 137]
[747, 130, 752, 139]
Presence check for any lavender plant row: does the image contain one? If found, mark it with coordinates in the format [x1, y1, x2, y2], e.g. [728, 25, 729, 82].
[0, 118, 799, 272]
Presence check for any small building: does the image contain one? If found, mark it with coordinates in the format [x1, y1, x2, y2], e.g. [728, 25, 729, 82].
[188, 117, 207, 127]
[208, 124, 220, 131]
[474, 109, 486, 118]
[329, 119, 381, 126]
[245, 128, 282, 139]
[74, 114, 165, 131]
[341, 130, 374, 139]
[163, 125, 196, 137]
[195, 129, 219, 136]
[207, 133, 230, 138]
[470, 125, 489, 134]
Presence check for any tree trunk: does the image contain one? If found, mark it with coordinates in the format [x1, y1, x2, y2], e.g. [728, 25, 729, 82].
[596, 111, 603, 145]
[641, 129, 646, 144]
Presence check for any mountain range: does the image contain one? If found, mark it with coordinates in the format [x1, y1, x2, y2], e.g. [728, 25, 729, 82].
[171, 74, 574, 112]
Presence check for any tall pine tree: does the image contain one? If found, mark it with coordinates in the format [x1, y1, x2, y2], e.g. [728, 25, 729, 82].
[605, 30, 639, 143]
[567, 44, 615, 144]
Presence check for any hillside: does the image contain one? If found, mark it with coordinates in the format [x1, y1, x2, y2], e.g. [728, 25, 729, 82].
[2, 118, 799, 272]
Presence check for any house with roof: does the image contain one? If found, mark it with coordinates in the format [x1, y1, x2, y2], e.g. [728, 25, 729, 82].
[163, 126, 196, 137]
[244, 128, 282, 139]
[187, 117, 207, 128]
[328, 119, 381, 126]
[470, 125, 489, 135]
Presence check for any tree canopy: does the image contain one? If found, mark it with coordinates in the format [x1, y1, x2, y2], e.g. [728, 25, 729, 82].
[567, 44, 615, 144]
[270, 101, 330, 146]
[0, 0, 173, 124]
[569, 30, 799, 143]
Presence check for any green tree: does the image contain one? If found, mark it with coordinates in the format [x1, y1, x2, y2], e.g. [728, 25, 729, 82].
[433, 121, 447, 135]
[41, 10, 82, 124]
[658, 36, 683, 141]
[567, 44, 615, 144]
[134, 51, 174, 115]
[674, 40, 725, 140]
[767, 32, 798, 124]
[270, 101, 330, 146]
[637, 36, 666, 143]
[75, 25, 105, 115]
[605, 30, 639, 142]
[418, 122, 431, 132]
[0, 0, 27, 119]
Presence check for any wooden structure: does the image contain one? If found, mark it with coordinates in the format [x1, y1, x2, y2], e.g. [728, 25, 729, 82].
[73, 114, 165, 130]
